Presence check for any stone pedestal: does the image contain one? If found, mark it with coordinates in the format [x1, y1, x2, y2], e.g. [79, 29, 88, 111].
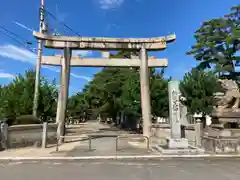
[167, 138, 189, 149]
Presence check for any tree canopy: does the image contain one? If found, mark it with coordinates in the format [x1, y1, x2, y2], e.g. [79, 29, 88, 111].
[187, 5, 240, 80]
[180, 68, 222, 116]
[0, 70, 58, 125]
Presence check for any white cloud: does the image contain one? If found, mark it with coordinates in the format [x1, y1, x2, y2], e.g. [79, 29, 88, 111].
[42, 65, 61, 73]
[0, 44, 92, 81]
[98, 0, 143, 10]
[70, 73, 92, 81]
[13, 21, 34, 32]
[43, 65, 92, 82]
[0, 44, 36, 64]
[0, 72, 15, 79]
[99, 0, 124, 9]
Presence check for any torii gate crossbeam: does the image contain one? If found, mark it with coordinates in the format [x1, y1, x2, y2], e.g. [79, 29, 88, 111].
[41, 56, 168, 67]
[33, 32, 175, 50]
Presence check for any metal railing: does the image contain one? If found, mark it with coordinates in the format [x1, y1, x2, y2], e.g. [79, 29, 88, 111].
[115, 135, 149, 151]
[56, 135, 92, 152]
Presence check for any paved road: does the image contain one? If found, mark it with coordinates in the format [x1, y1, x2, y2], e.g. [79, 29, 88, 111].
[1, 158, 240, 180]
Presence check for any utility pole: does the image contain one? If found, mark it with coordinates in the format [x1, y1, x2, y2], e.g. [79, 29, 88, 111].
[33, 0, 45, 117]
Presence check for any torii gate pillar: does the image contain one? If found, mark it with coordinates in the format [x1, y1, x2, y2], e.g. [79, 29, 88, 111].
[56, 47, 71, 142]
[140, 46, 151, 137]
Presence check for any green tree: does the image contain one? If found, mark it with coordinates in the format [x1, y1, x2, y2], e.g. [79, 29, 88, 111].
[187, 5, 240, 79]
[0, 69, 58, 124]
[180, 69, 222, 116]
[0, 84, 17, 121]
[68, 50, 169, 129]
[225, 5, 240, 48]
[68, 92, 89, 117]
[38, 79, 58, 120]
[119, 68, 141, 117]
[75, 51, 169, 119]
[84, 66, 132, 119]
[151, 69, 169, 117]
[71, 51, 136, 120]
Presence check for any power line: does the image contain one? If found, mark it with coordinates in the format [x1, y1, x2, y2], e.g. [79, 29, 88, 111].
[0, 27, 36, 53]
[0, 25, 32, 44]
[45, 9, 81, 36]
[44, 9, 82, 36]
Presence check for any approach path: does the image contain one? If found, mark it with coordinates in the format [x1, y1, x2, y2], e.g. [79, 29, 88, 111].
[65, 121, 154, 156]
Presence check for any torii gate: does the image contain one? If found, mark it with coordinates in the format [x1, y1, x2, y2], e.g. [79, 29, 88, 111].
[33, 32, 176, 139]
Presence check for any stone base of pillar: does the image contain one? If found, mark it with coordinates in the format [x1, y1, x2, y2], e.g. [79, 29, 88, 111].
[155, 144, 205, 154]
[167, 138, 189, 149]
[155, 138, 204, 154]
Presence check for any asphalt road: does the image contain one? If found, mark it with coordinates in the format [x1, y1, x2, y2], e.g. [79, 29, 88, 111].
[0, 158, 240, 180]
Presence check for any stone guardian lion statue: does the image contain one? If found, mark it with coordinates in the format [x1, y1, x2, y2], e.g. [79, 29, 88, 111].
[215, 79, 240, 111]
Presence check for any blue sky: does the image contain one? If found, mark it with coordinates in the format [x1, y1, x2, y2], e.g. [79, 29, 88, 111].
[0, 0, 239, 95]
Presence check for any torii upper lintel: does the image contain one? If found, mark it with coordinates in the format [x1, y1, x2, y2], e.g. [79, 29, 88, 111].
[33, 31, 176, 51]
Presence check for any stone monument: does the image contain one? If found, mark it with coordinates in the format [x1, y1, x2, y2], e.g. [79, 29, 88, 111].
[155, 80, 203, 154]
[167, 80, 189, 148]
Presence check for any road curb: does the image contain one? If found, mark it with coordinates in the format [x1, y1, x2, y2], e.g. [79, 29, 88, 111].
[1, 154, 240, 160]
